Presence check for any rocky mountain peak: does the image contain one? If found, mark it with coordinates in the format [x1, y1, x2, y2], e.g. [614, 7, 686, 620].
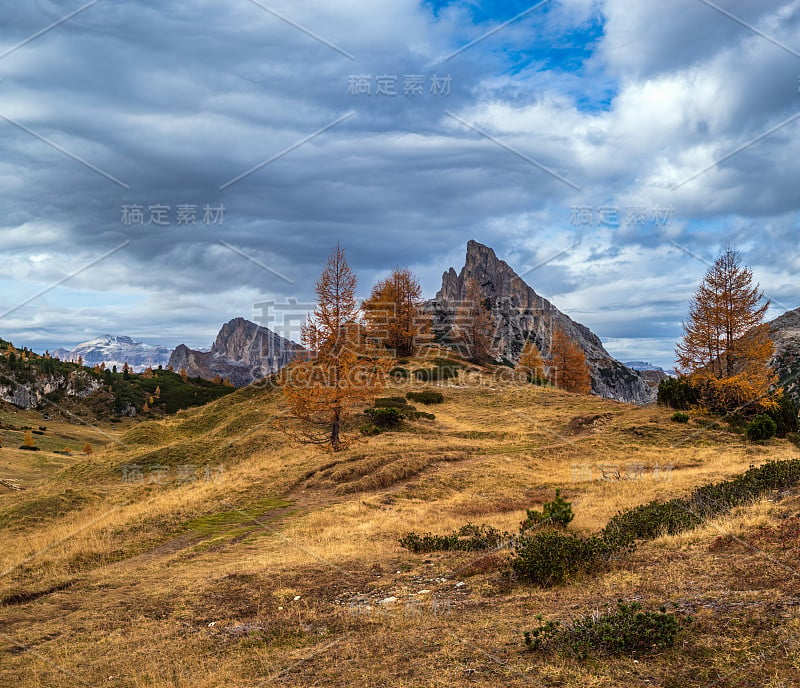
[437, 240, 534, 307]
[429, 240, 653, 404]
[168, 318, 303, 387]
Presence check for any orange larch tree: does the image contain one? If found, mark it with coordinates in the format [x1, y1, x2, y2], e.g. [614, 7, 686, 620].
[517, 339, 546, 383]
[362, 267, 424, 358]
[547, 326, 592, 394]
[281, 244, 389, 451]
[676, 248, 776, 413]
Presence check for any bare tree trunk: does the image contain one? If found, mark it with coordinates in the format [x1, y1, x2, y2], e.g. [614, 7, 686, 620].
[331, 404, 341, 451]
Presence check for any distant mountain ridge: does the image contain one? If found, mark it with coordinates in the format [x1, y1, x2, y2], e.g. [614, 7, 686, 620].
[52, 335, 171, 372]
[167, 317, 303, 387]
[624, 361, 667, 372]
[428, 240, 655, 404]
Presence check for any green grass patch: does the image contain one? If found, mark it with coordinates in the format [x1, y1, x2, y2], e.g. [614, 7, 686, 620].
[180, 497, 291, 542]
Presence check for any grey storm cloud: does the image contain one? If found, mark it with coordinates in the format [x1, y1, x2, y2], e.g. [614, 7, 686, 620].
[0, 0, 799, 369]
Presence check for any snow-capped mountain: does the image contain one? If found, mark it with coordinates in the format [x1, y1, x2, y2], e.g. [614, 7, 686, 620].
[52, 335, 172, 372]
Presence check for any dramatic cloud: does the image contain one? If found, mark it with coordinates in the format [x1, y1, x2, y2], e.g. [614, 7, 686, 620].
[1, 0, 798, 369]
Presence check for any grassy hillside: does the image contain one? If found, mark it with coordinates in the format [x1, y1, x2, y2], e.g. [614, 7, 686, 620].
[1, 357, 799, 687]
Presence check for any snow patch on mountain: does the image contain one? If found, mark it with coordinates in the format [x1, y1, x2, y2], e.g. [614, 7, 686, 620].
[52, 335, 172, 372]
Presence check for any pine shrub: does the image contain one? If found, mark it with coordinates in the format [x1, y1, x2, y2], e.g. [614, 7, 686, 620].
[511, 532, 620, 586]
[764, 395, 799, 438]
[525, 601, 688, 658]
[520, 489, 574, 531]
[657, 377, 699, 410]
[364, 407, 404, 428]
[745, 414, 777, 442]
[406, 391, 444, 404]
[399, 523, 509, 553]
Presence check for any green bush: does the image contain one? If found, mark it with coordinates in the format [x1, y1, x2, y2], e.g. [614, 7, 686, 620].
[671, 411, 690, 423]
[520, 489, 574, 531]
[389, 367, 409, 381]
[603, 459, 800, 546]
[364, 407, 403, 429]
[602, 499, 701, 544]
[406, 391, 445, 405]
[414, 367, 452, 382]
[511, 532, 621, 587]
[657, 377, 699, 410]
[745, 414, 777, 442]
[399, 523, 509, 553]
[404, 410, 436, 421]
[765, 395, 799, 438]
[524, 601, 688, 658]
[359, 423, 381, 436]
[413, 358, 463, 383]
[373, 396, 409, 409]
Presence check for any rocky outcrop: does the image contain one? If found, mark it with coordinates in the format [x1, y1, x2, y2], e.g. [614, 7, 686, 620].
[429, 240, 654, 404]
[768, 307, 800, 404]
[168, 318, 303, 387]
[0, 370, 101, 410]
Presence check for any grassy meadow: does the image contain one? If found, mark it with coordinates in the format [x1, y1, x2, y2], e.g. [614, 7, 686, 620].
[1, 354, 799, 687]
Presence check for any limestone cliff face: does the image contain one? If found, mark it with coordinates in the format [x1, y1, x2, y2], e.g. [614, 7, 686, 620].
[0, 371, 101, 410]
[768, 307, 800, 404]
[429, 240, 654, 404]
[168, 318, 303, 387]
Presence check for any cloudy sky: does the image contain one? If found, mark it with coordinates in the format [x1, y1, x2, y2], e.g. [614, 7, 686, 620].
[1, 0, 799, 369]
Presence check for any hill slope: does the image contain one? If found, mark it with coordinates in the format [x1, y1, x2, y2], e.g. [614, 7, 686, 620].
[1, 360, 799, 687]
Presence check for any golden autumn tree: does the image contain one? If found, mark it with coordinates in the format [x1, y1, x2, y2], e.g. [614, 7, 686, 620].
[517, 339, 546, 382]
[457, 278, 496, 363]
[676, 249, 776, 413]
[547, 326, 592, 394]
[362, 268, 424, 358]
[281, 244, 389, 451]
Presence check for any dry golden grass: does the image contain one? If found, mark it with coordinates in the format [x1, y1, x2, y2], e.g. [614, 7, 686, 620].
[2, 361, 800, 687]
